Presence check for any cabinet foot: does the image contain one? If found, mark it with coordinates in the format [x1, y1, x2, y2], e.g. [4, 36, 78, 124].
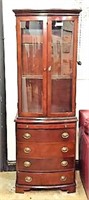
[16, 185, 24, 193]
[16, 185, 31, 193]
[60, 183, 76, 193]
[67, 185, 76, 193]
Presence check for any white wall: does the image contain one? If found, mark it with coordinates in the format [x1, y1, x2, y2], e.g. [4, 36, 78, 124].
[2, 0, 89, 160]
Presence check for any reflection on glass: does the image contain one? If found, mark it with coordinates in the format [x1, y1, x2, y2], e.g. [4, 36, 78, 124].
[22, 76, 43, 112]
[51, 20, 74, 113]
[21, 21, 43, 113]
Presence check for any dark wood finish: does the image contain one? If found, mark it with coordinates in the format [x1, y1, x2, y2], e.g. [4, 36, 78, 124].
[13, 9, 81, 16]
[17, 157, 75, 171]
[17, 170, 74, 185]
[13, 9, 81, 193]
[17, 141, 75, 158]
[15, 183, 76, 193]
[16, 127, 76, 142]
[14, 10, 80, 118]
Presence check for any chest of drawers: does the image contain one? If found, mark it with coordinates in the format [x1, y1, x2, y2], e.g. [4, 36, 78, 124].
[15, 119, 76, 193]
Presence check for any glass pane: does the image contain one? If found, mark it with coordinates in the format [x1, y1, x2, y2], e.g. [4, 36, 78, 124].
[51, 20, 74, 113]
[21, 21, 43, 113]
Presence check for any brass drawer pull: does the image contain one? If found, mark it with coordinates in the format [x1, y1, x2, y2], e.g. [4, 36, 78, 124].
[24, 161, 31, 167]
[61, 146, 69, 153]
[25, 176, 32, 183]
[61, 160, 68, 167]
[23, 133, 31, 139]
[62, 132, 69, 139]
[24, 147, 31, 154]
[60, 175, 67, 182]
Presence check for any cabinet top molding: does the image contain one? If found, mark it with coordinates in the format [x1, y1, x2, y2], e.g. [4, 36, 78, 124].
[13, 9, 82, 16]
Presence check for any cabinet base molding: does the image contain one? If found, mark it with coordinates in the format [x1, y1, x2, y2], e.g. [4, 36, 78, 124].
[16, 183, 76, 194]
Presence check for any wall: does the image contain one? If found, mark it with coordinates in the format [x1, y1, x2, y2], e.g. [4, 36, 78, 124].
[2, 0, 89, 161]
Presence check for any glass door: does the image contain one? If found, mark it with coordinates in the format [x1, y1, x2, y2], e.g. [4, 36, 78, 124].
[18, 17, 47, 116]
[47, 17, 75, 116]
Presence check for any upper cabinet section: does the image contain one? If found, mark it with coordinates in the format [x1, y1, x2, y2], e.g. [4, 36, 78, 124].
[13, 9, 81, 118]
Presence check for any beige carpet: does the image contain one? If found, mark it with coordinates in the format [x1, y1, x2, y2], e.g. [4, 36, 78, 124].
[0, 171, 87, 200]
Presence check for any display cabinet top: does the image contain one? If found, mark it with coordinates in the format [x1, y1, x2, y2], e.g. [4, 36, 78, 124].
[13, 9, 82, 16]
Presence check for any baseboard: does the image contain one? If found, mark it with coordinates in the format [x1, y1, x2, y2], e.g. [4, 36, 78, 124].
[7, 160, 80, 171]
[76, 160, 79, 170]
[7, 161, 16, 171]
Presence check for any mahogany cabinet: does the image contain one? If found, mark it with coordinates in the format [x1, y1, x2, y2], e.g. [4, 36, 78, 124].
[13, 9, 81, 193]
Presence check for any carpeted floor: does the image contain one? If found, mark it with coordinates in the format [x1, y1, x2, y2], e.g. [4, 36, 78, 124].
[0, 171, 87, 200]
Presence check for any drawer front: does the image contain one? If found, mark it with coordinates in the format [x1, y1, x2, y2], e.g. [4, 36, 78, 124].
[17, 170, 75, 185]
[17, 157, 75, 172]
[16, 128, 75, 143]
[17, 123, 76, 130]
[17, 142, 75, 159]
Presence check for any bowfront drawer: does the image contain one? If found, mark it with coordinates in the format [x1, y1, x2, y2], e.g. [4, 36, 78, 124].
[17, 141, 75, 159]
[17, 157, 75, 171]
[16, 126, 76, 143]
[17, 170, 75, 186]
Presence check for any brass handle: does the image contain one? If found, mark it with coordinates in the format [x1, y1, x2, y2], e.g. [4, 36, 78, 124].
[61, 160, 68, 167]
[62, 132, 69, 139]
[25, 176, 32, 183]
[61, 146, 69, 153]
[24, 161, 31, 167]
[24, 147, 31, 154]
[60, 176, 67, 182]
[23, 133, 31, 139]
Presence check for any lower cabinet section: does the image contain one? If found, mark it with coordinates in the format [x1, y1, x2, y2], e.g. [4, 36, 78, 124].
[15, 118, 77, 193]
